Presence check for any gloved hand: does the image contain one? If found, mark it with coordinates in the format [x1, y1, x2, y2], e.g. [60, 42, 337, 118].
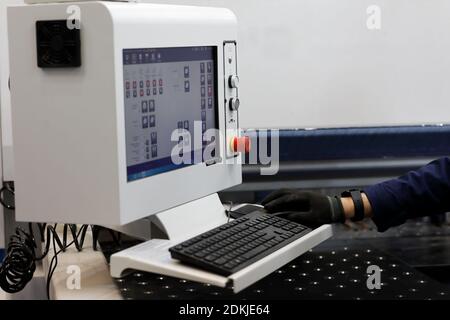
[261, 189, 345, 228]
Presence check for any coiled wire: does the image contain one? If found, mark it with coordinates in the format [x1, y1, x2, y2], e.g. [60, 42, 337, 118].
[0, 183, 121, 299]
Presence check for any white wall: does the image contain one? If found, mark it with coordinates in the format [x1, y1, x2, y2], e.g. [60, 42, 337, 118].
[142, 0, 450, 129]
[2, 0, 450, 185]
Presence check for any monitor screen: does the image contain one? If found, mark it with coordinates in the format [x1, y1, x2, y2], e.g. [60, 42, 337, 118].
[123, 46, 218, 182]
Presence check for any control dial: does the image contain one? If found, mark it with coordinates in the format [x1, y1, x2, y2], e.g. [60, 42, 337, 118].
[229, 97, 240, 111]
[228, 75, 240, 89]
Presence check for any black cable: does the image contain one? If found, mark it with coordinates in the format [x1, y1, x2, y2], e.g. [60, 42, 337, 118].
[45, 224, 89, 299]
[0, 181, 125, 298]
[223, 200, 234, 223]
[0, 222, 120, 298]
[0, 227, 36, 293]
[0, 183, 15, 210]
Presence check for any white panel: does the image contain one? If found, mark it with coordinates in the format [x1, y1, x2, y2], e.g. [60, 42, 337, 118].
[143, 0, 450, 129]
[0, 0, 22, 181]
[8, 2, 241, 225]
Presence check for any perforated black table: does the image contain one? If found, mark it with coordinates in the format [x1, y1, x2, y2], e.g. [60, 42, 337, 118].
[101, 238, 449, 300]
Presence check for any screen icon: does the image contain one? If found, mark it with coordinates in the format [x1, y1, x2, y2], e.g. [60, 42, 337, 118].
[151, 145, 158, 158]
[184, 66, 190, 78]
[183, 120, 189, 130]
[153, 88, 157, 95]
[201, 111, 206, 121]
[200, 75, 205, 86]
[201, 99, 206, 109]
[208, 98, 213, 108]
[207, 62, 212, 73]
[151, 132, 157, 145]
[200, 62, 205, 74]
[177, 121, 184, 129]
[207, 74, 212, 85]
[149, 100, 155, 112]
[149, 115, 156, 127]
[201, 87, 206, 97]
[141, 100, 148, 113]
[159, 87, 163, 95]
[142, 116, 148, 129]
[208, 86, 213, 97]
[185, 81, 190, 93]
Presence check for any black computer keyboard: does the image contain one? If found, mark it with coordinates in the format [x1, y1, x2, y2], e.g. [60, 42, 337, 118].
[169, 211, 311, 276]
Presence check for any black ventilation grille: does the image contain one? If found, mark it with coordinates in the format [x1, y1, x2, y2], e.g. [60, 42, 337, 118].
[36, 20, 81, 68]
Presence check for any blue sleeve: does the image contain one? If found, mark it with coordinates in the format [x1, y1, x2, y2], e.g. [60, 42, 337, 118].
[363, 157, 450, 232]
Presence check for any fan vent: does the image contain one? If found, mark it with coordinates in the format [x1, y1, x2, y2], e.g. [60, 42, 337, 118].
[36, 20, 81, 68]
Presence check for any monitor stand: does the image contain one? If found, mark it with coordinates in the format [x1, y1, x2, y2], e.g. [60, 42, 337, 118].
[110, 193, 228, 242]
[109, 193, 333, 293]
[150, 193, 229, 241]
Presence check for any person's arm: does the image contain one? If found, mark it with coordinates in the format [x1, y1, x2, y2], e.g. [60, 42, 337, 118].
[262, 157, 450, 231]
[362, 157, 450, 231]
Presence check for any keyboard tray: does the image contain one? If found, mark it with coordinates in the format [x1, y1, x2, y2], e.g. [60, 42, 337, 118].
[110, 224, 332, 293]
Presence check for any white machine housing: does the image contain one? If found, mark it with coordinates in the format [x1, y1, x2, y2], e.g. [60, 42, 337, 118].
[8, 1, 241, 225]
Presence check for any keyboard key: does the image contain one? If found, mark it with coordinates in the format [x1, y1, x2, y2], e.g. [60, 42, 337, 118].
[194, 251, 208, 258]
[284, 231, 294, 238]
[231, 257, 245, 265]
[229, 252, 240, 258]
[291, 227, 305, 233]
[224, 262, 236, 269]
[217, 248, 229, 256]
[242, 245, 267, 259]
[214, 258, 227, 265]
[262, 235, 275, 241]
[205, 255, 217, 262]
[274, 221, 288, 227]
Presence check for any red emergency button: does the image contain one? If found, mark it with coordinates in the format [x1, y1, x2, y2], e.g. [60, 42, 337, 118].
[231, 136, 251, 153]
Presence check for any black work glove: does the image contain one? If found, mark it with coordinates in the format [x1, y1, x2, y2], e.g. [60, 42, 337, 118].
[261, 189, 345, 228]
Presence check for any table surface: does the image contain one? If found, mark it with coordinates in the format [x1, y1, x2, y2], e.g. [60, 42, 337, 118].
[103, 239, 449, 300]
[33, 222, 450, 300]
[44, 231, 121, 300]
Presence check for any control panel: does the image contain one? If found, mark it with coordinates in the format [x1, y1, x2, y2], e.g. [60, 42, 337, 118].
[223, 42, 240, 158]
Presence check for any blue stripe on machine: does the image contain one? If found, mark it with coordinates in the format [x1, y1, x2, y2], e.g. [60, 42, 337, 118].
[244, 125, 450, 162]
